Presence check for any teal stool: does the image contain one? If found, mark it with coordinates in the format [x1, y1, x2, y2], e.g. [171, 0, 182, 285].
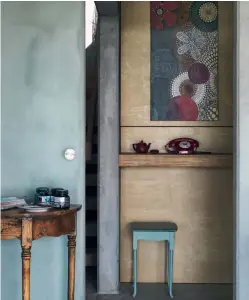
[131, 222, 178, 298]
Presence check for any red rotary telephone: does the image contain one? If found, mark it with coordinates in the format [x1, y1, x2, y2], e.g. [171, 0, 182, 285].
[165, 138, 199, 154]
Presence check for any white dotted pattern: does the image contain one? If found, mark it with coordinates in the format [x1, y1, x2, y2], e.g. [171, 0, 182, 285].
[171, 72, 206, 104]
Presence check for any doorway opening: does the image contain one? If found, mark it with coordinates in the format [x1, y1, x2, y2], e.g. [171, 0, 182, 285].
[85, 2, 98, 295]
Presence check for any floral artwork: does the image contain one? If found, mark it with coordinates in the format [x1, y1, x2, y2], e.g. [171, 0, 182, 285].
[150, 1, 219, 121]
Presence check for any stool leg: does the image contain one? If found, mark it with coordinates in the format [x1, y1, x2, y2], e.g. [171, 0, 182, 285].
[168, 248, 174, 298]
[166, 241, 170, 287]
[168, 234, 175, 298]
[133, 235, 137, 297]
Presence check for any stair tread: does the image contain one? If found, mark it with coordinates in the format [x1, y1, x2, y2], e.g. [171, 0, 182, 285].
[86, 232, 97, 237]
[86, 198, 97, 211]
[86, 252, 97, 267]
[86, 221, 97, 226]
[86, 247, 97, 254]
[86, 154, 98, 165]
[86, 222, 97, 237]
[86, 174, 97, 187]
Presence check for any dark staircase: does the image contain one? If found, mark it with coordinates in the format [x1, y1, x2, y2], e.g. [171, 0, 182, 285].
[86, 127, 98, 294]
[85, 26, 98, 294]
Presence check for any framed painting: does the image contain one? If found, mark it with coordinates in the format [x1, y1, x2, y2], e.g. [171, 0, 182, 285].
[150, 1, 219, 121]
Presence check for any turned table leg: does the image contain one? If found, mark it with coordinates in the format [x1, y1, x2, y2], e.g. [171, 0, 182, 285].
[68, 233, 76, 300]
[22, 246, 32, 300]
[21, 218, 32, 300]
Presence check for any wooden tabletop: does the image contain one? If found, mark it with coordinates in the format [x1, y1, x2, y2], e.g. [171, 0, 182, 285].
[1, 204, 82, 219]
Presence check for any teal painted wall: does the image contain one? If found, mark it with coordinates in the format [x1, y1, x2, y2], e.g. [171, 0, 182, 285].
[1, 2, 85, 299]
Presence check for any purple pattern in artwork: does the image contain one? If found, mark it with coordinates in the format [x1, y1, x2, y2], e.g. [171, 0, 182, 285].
[150, 1, 219, 121]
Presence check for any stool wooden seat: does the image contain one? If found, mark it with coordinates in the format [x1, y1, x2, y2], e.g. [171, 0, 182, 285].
[131, 222, 178, 298]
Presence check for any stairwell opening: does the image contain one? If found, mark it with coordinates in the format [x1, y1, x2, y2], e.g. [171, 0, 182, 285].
[85, 126, 98, 294]
[85, 2, 98, 294]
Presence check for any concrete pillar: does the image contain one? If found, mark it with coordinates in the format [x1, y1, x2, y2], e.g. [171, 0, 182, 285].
[98, 16, 120, 294]
[235, 2, 249, 300]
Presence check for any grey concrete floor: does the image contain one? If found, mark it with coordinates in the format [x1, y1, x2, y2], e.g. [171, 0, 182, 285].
[87, 281, 232, 299]
[86, 267, 233, 300]
[87, 284, 232, 300]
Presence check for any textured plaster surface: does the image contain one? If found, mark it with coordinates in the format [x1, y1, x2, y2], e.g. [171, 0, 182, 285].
[98, 16, 120, 294]
[1, 2, 85, 299]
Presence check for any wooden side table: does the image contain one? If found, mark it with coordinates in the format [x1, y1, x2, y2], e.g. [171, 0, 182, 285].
[1, 204, 82, 300]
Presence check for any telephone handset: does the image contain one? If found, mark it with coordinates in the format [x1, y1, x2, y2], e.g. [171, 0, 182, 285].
[165, 138, 199, 154]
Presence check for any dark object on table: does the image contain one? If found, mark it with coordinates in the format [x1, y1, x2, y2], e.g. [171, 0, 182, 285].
[150, 149, 159, 154]
[35, 187, 50, 205]
[51, 187, 63, 196]
[50, 188, 70, 209]
[165, 137, 199, 154]
[1, 197, 28, 210]
[133, 140, 151, 153]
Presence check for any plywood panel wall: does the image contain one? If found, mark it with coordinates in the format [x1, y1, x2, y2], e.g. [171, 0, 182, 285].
[120, 168, 233, 283]
[120, 1, 233, 283]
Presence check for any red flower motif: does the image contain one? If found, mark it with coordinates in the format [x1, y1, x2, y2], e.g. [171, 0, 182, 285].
[151, 1, 179, 30]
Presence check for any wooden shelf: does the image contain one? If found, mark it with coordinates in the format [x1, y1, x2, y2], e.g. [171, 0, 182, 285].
[119, 153, 233, 168]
